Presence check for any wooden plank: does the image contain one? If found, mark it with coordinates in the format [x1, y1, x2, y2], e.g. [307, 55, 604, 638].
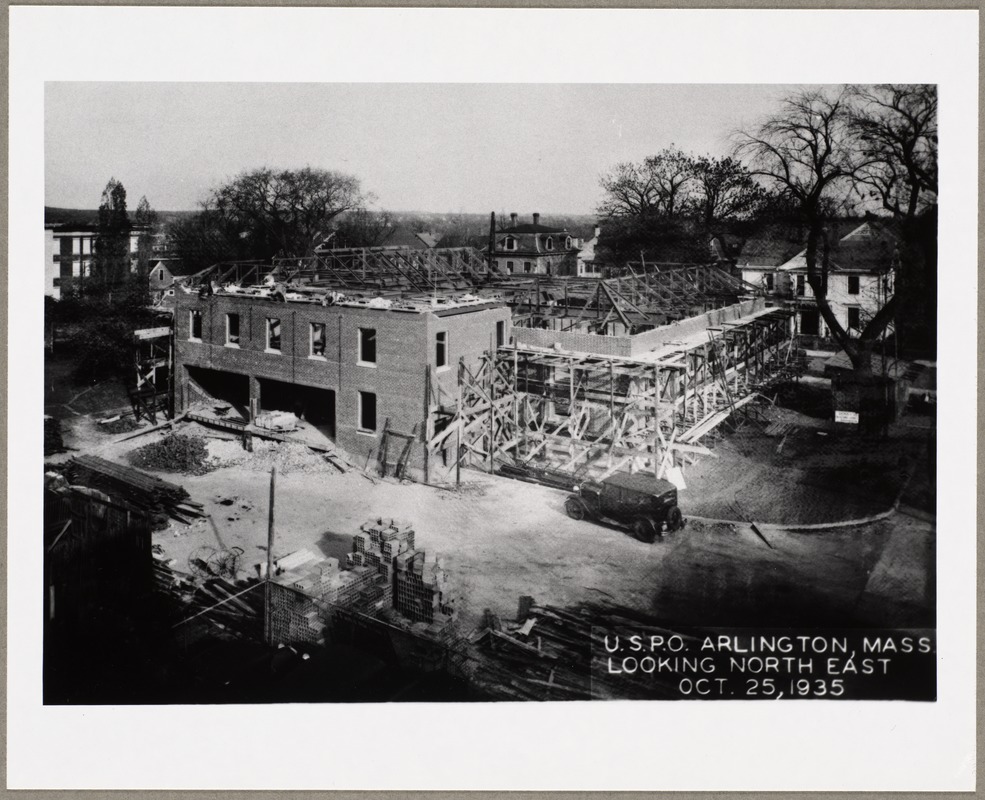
[113, 412, 188, 443]
[489, 629, 556, 659]
[133, 326, 172, 340]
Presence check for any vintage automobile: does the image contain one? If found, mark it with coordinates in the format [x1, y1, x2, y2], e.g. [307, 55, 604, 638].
[564, 471, 684, 543]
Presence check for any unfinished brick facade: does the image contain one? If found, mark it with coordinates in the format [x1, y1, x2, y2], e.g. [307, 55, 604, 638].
[174, 291, 511, 479]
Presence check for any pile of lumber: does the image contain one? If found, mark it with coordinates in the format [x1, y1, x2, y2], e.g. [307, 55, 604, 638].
[64, 454, 205, 527]
[764, 420, 798, 438]
[462, 600, 697, 701]
[497, 462, 577, 491]
[154, 555, 263, 641]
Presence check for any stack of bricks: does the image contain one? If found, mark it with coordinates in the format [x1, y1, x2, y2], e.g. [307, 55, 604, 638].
[347, 518, 416, 610]
[393, 549, 454, 627]
[269, 582, 327, 645]
[269, 549, 391, 644]
[319, 566, 381, 607]
[276, 549, 388, 612]
[269, 518, 456, 645]
[347, 517, 415, 585]
[347, 517, 455, 632]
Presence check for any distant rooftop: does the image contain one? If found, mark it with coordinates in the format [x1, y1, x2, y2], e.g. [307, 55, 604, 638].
[499, 223, 568, 235]
[499, 212, 570, 236]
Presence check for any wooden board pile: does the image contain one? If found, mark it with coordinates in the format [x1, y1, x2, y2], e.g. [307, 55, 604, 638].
[154, 553, 263, 641]
[497, 462, 577, 491]
[463, 601, 699, 701]
[763, 419, 798, 438]
[64, 455, 206, 527]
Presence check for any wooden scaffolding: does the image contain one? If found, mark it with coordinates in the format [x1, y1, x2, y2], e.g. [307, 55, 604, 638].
[131, 326, 174, 423]
[426, 308, 795, 486]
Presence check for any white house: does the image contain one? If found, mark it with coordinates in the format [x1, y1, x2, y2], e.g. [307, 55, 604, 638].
[575, 225, 602, 277]
[738, 221, 899, 340]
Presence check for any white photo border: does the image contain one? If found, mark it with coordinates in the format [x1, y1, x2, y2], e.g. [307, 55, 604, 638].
[9, 6, 978, 791]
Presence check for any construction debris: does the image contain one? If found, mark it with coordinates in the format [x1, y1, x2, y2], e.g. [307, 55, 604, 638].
[129, 433, 215, 475]
[464, 601, 697, 701]
[157, 554, 264, 640]
[97, 415, 141, 435]
[254, 410, 298, 432]
[113, 411, 189, 444]
[62, 454, 205, 528]
[188, 545, 245, 579]
[240, 440, 341, 475]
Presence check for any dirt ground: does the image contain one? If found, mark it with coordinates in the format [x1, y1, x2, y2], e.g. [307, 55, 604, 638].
[682, 408, 932, 524]
[51, 423, 933, 633]
[45, 356, 936, 633]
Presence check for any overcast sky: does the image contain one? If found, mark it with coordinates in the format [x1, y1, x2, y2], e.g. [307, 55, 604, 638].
[45, 83, 806, 215]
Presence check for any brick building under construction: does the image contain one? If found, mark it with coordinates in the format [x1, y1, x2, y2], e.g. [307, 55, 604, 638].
[165, 242, 797, 485]
[174, 249, 510, 481]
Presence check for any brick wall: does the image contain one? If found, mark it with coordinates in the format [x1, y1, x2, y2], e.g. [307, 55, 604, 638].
[428, 306, 513, 399]
[628, 298, 765, 356]
[509, 300, 767, 359]
[511, 326, 633, 357]
[175, 293, 510, 477]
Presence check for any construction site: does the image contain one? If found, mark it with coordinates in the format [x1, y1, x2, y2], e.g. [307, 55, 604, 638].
[154, 242, 803, 485]
[44, 235, 936, 703]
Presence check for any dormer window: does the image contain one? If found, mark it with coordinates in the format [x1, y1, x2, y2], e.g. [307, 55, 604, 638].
[505, 236, 517, 251]
[545, 237, 554, 251]
[565, 236, 572, 249]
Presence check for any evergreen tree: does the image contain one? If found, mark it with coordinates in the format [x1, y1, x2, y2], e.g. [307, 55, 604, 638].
[134, 195, 158, 280]
[93, 178, 131, 288]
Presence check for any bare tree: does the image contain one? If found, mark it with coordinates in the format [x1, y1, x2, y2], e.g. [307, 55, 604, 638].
[690, 155, 769, 223]
[849, 84, 937, 220]
[166, 209, 243, 274]
[598, 160, 662, 219]
[645, 147, 695, 217]
[598, 146, 695, 220]
[849, 85, 938, 354]
[735, 88, 888, 372]
[206, 167, 366, 260]
[331, 208, 396, 249]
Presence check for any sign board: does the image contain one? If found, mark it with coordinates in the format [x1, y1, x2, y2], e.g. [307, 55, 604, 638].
[835, 410, 860, 424]
[134, 327, 172, 340]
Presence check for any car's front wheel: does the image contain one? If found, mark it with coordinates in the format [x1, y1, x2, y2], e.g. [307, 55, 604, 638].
[665, 505, 683, 532]
[632, 517, 657, 544]
[565, 497, 586, 521]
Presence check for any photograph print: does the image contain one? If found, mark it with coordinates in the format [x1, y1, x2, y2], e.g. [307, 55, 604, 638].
[42, 81, 938, 705]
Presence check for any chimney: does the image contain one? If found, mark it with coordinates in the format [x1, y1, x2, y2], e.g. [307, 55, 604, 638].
[510, 212, 518, 227]
[594, 224, 601, 239]
[488, 212, 496, 259]
[533, 212, 540, 226]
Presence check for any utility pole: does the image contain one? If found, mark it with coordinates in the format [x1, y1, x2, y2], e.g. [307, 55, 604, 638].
[264, 466, 276, 645]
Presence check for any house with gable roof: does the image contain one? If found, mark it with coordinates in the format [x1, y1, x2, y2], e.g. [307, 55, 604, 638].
[738, 219, 899, 341]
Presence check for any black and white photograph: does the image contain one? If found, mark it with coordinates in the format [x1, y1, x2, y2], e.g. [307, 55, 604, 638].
[41, 80, 940, 705]
[9, 6, 977, 792]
